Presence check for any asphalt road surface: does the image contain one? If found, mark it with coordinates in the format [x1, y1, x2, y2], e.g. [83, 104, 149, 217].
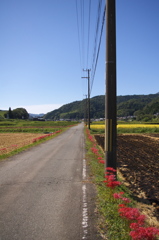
[0, 123, 102, 240]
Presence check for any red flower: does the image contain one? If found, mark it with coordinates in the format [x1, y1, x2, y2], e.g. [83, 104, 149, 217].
[0, 148, 7, 151]
[105, 174, 115, 181]
[122, 197, 131, 203]
[113, 193, 121, 199]
[91, 147, 98, 154]
[118, 207, 140, 221]
[106, 167, 116, 172]
[119, 192, 125, 195]
[99, 160, 105, 164]
[130, 226, 159, 240]
[118, 204, 126, 208]
[106, 180, 121, 188]
[137, 215, 146, 225]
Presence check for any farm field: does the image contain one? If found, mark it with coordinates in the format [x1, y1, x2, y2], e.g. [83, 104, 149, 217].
[91, 123, 159, 129]
[0, 133, 46, 154]
[90, 122, 159, 134]
[0, 120, 78, 157]
[0, 120, 77, 133]
[94, 133, 159, 221]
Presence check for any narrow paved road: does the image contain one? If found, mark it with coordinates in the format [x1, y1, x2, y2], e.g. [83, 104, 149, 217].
[0, 123, 101, 240]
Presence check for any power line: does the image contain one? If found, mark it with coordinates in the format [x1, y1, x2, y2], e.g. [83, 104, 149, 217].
[80, 0, 85, 68]
[90, 5, 106, 94]
[91, 0, 102, 75]
[75, 1, 105, 97]
[86, 0, 91, 68]
[75, 0, 82, 69]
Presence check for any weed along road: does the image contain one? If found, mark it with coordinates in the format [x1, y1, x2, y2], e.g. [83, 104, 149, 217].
[0, 123, 101, 240]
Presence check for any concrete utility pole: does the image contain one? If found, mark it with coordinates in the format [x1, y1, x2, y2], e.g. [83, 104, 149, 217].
[83, 94, 87, 125]
[105, 0, 117, 170]
[82, 69, 91, 129]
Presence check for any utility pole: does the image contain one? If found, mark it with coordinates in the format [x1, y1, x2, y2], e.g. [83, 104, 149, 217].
[83, 94, 87, 125]
[105, 0, 117, 171]
[82, 69, 91, 129]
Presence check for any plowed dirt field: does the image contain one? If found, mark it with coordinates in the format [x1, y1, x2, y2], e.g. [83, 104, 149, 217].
[95, 134, 159, 222]
[0, 133, 45, 155]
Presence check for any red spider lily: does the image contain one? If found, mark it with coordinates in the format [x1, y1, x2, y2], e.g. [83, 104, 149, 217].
[32, 130, 61, 143]
[130, 226, 159, 240]
[104, 168, 121, 189]
[122, 197, 131, 203]
[130, 223, 141, 230]
[88, 135, 95, 143]
[118, 204, 126, 208]
[106, 167, 116, 172]
[106, 180, 121, 188]
[91, 147, 99, 155]
[104, 177, 121, 189]
[0, 148, 7, 151]
[99, 160, 105, 164]
[118, 207, 141, 221]
[104, 174, 116, 181]
[113, 193, 121, 199]
[119, 192, 125, 195]
[113, 192, 125, 200]
[136, 215, 146, 225]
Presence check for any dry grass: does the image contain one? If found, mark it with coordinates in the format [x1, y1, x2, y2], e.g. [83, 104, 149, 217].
[0, 133, 45, 155]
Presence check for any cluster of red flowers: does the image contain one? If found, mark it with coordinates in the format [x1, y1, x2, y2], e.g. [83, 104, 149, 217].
[86, 129, 105, 165]
[130, 225, 159, 240]
[32, 130, 61, 143]
[86, 129, 159, 240]
[0, 148, 7, 151]
[109, 168, 159, 240]
[118, 203, 159, 239]
[86, 129, 96, 144]
[0, 144, 18, 152]
[104, 167, 121, 189]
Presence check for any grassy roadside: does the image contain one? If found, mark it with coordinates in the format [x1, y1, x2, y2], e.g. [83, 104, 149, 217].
[85, 128, 159, 240]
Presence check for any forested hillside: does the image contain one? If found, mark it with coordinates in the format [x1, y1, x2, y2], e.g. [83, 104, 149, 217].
[44, 93, 159, 121]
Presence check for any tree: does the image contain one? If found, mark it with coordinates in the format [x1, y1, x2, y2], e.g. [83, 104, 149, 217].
[12, 108, 29, 119]
[8, 107, 13, 119]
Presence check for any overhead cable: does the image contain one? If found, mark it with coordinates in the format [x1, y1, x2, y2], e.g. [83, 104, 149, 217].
[90, 5, 106, 94]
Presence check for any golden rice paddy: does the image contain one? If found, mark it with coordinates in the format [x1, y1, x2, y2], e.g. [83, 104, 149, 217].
[90, 124, 159, 129]
[0, 133, 44, 155]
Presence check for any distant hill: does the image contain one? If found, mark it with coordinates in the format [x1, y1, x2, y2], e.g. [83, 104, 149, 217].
[29, 113, 45, 118]
[44, 93, 159, 121]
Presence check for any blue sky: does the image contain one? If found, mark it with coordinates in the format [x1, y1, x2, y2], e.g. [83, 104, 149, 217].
[0, 0, 159, 114]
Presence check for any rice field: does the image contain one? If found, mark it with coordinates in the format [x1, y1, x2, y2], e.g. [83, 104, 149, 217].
[90, 123, 159, 133]
[0, 133, 46, 155]
[90, 124, 159, 129]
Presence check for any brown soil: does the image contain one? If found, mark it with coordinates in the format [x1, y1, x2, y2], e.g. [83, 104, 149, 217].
[94, 134, 159, 225]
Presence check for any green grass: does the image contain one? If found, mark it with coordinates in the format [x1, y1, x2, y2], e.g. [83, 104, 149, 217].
[117, 127, 159, 134]
[85, 129, 136, 239]
[0, 120, 78, 133]
[0, 127, 61, 133]
[90, 128, 105, 134]
[0, 111, 7, 119]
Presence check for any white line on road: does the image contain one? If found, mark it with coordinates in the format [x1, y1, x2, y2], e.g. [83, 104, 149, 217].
[82, 159, 88, 239]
